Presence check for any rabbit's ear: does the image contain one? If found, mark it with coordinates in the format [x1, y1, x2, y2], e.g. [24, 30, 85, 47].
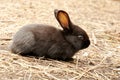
[54, 10, 72, 31]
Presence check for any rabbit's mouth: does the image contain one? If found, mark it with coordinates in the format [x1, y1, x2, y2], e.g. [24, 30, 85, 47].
[81, 40, 90, 49]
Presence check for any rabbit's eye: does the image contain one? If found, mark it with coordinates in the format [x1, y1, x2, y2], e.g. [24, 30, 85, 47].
[77, 35, 84, 40]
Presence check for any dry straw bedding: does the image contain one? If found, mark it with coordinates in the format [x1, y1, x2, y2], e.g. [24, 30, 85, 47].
[0, 0, 120, 80]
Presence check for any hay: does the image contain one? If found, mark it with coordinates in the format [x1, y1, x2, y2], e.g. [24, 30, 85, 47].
[0, 0, 120, 80]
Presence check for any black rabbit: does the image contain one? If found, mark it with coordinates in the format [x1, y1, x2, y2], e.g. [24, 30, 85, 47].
[10, 9, 90, 61]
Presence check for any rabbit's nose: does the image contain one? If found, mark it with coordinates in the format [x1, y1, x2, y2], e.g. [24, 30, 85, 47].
[82, 40, 90, 49]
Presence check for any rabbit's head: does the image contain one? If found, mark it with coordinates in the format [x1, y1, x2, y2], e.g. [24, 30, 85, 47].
[54, 9, 90, 50]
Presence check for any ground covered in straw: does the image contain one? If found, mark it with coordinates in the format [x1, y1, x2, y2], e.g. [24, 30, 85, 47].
[0, 0, 120, 80]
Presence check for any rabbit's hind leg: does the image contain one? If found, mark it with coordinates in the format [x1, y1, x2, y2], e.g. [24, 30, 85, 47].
[10, 31, 35, 56]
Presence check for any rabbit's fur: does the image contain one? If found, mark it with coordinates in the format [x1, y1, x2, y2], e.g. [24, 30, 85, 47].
[10, 9, 90, 61]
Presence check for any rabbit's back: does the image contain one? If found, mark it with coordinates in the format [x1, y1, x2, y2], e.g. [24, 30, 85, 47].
[28, 24, 63, 41]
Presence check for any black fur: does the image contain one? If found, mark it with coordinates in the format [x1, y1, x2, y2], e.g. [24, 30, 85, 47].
[10, 9, 90, 61]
